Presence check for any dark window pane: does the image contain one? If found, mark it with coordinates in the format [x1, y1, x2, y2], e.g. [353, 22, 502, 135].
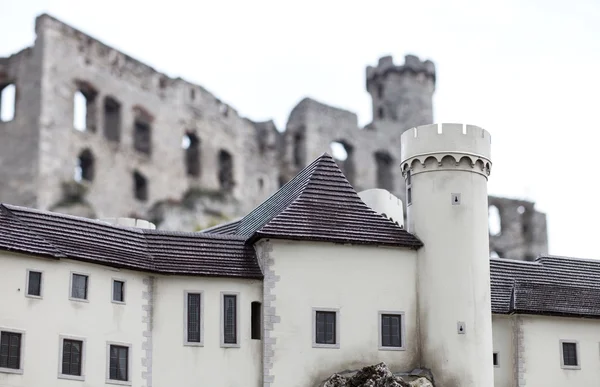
[113, 280, 124, 302]
[315, 311, 336, 345]
[62, 339, 82, 376]
[493, 352, 499, 366]
[382, 314, 402, 347]
[187, 293, 201, 343]
[223, 295, 237, 344]
[563, 342, 578, 366]
[27, 271, 42, 296]
[251, 302, 261, 340]
[0, 332, 21, 369]
[109, 345, 128, 381]
[71, 274, 88, 299]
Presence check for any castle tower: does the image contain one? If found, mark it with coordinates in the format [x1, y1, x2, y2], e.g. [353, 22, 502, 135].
[401, 123, 494, 386]
[366, 55, 435, 131]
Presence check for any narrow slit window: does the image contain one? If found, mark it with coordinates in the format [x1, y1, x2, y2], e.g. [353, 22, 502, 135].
[251, 301, 261, 340]
[187, 293, 201, 343]
[223, 294, 237, 345]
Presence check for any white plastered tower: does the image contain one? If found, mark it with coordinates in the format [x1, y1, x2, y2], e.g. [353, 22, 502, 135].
[401, 123, 494, 387]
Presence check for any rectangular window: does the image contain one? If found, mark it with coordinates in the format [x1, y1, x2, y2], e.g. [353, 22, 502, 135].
[561, 341, 579, 368]
[0, 331, 22, 371]
[112, 280, 125, 303]
[71, 273, 88, 300]
[381, 314, 402, 347]
[187, 293, 202, 344]
[108, 344, 129, 382]
[493, 352, 499, 367]
[251, 301, 261, 340]
[314, 310, 338, 347]
[26, 270, 42, 297]
[61, 339, 83, 376]
[223, 294, 238, 345]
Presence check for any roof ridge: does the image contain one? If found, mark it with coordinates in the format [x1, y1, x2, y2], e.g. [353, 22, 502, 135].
[0, 204, 66, 258]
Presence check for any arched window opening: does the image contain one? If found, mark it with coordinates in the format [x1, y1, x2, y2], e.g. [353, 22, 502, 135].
[104, 96, 121, 142]
[74, 149, 95, 182]
[218, 150, 234, 192]
[374, 151, 394, 192]
[0, 83, 16, 122]
[330, 140, 355, 184]
[134, 116, 152, 156]
[183, 132, 201, 177]
[73, 82, 97, 132]
[133, 171, 148, 201]
[488, 205, 502, 236]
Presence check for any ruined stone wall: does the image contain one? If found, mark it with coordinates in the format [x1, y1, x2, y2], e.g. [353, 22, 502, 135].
[0, 46, 43, 208]
[32, 14, 278, 225]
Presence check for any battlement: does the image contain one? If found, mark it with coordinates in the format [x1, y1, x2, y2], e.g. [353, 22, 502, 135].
[366, 54, 436, 86]
[401, 123, 492, 177]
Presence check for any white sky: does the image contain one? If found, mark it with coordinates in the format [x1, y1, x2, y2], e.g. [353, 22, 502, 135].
[1, 0, 600, 258]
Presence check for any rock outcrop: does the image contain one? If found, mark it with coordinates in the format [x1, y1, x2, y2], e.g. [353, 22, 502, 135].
[319, 363, 434, 387]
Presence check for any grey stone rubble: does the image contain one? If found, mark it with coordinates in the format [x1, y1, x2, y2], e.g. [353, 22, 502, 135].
[319, 363, 434, 387]
[0, 13, 547, 261]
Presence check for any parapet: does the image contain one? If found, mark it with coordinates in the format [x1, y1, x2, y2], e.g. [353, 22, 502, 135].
[366, 54, 436, 87]
[358, 189, 404, 228]
[400, 123, 492, 177]
[98, 217, 157, 230]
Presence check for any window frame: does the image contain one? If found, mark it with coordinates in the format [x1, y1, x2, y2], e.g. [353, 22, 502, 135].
[0, 327, 25, 374]
[105, 341, 132, 386]
[312, 307, 340, 349]
[378, 311, 405, 351]
[220, 292, 240, 348]
[560, 340, 580, 370]
[183, 290, 204, 346]
[58, 335, 86, 381]
[69, 271, 90, 302]
[111, 278, 126, 304]
[25, 269, 43, 299]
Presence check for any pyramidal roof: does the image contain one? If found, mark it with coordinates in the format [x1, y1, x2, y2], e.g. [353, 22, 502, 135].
[229, 153, 422, 248]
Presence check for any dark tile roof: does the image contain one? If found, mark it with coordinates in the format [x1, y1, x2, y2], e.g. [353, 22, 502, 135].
[490, 256, 600, 318]
[200, 218, 241, 235]
[233, 153, 422, 248]
[0, 204, 262, 279]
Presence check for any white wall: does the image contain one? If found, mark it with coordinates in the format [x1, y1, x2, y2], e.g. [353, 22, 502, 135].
[520, 314, 600, 385]
[0, 251, 146, 387]
[152, 275, 263, 387]
[492, 314, 515, 387]
[267, 240, 419, 387]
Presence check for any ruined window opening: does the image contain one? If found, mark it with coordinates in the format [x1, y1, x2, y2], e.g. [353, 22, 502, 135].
[0, 83, 16, 122]
[258, 178, 264, 190]
[218, 150, 234, 192]
[103, 96, 121, 142]
[73, 83, 97, 132]
[133, 171, 148, 201]
[183, 132, 201, 177]
[377, 84, 384, 99]
[278, 175, 286, 188]
[190, 88, 196, 101]
[133, 119, 152, 156]
[374, 151, 394, 192]
[219, 104, 229, 117]
[488, 205, 502, 236]
[330, 140, 355, 184]
[517, 205, 525, 214]
[293, 132, 306, 168]
[74, 149, 95, 182]
[378, 107, 385, 120]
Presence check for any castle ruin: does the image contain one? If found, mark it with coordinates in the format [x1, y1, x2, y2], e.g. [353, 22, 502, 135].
[0, 14, 547, 260]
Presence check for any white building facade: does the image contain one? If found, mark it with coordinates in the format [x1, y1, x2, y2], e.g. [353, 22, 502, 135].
[1, 123, 599, 387]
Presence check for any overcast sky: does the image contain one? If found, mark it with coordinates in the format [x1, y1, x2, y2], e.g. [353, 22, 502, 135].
[2, 0, 600, 258]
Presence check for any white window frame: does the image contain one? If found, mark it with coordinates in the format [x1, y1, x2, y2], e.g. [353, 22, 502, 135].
[105, 341, 132, 386]
[312, 307, 340, 349]
[58, 334, 86, 381]
[69, 271, 90, 302]
[378, 310, 406, 351]
[25, 269, 44, 299]
[0, 327, 26, 374]
[183, 290, 204, 346]
[493, 351, 500, 368]
[111, 278, 126, 304]
[220, 292, 240, 348]
[560, 339, 581, 370]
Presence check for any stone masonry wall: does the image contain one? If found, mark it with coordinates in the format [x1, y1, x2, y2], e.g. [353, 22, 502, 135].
[0, 13, 549, 259]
